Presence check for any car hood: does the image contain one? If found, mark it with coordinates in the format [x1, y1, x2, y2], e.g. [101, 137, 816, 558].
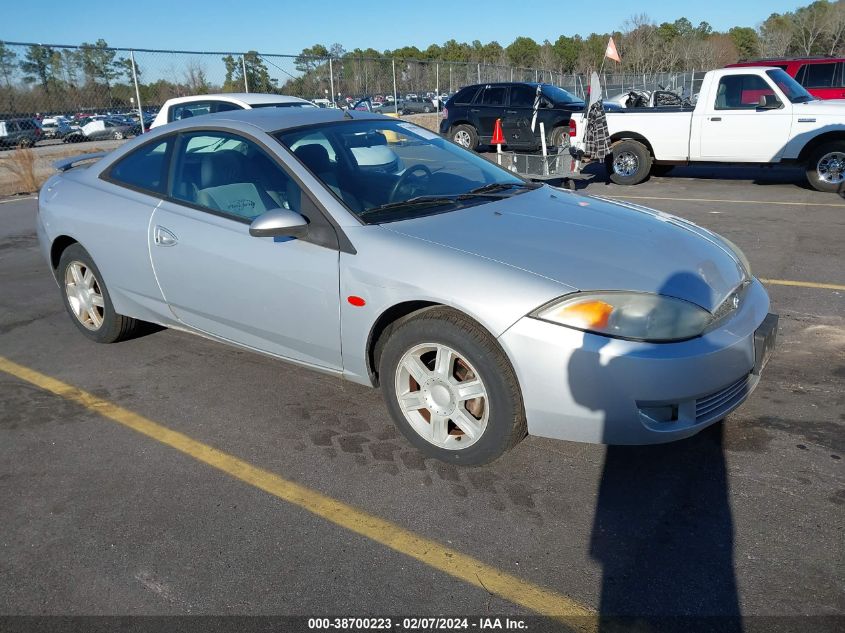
[384, 188, 747, 312]
[795, 99, 845, 115]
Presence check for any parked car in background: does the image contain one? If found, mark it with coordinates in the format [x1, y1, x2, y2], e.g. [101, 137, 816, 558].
[402, 96, 435, 114]
[0, 118, 42, 148]
[64, 118, 135, 143]
[311, 98, 336, 108]
[726, 57, 845, 99]
[40, 117, 77, 140]
[150, 93, 316, 128]
[440, 82, 585, 151]
[38, 108, 776, 465]
[570, 66, 845, 191]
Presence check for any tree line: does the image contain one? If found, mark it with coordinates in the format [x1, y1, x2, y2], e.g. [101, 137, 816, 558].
[1, 0, 843, 115]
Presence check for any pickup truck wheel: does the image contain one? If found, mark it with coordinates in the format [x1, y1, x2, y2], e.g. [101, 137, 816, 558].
[607, 139, 652, 185]
[806, 142, 845, 192]
[549, 126, 568, 148]
[450, 124, 478, 150]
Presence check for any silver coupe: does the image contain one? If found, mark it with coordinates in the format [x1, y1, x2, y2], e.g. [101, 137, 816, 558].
[37, 108, 777, 465]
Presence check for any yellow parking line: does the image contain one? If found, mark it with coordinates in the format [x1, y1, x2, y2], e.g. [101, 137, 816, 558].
[606, 195, 843, 208]
[0, 355, 595, 627]
[760, 278, 845, 291]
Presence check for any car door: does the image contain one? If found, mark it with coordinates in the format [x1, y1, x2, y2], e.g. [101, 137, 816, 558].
[696, 73, 792, 161]
[502, 84, 538, 150]
[149, 129, 343, 370]
[473, 85, 508, 143]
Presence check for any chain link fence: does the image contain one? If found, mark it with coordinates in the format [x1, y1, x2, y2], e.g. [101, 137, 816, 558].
[0, 40, 702, 145]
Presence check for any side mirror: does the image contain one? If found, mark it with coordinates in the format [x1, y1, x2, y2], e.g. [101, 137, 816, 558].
[757, 94, 782, 110]
[249, 209, 308, 238]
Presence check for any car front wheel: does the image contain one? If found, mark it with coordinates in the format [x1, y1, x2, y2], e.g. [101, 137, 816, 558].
[379, 307, 526, 465]
[806, 141, 845, 192]
[58, 243, 140, 343]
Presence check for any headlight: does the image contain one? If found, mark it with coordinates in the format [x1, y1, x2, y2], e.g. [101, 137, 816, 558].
[533, 292, 713, 342]
[718, 236, 752, 279]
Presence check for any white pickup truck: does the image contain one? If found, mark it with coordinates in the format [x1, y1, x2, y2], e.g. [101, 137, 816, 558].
[571, 67, 845, 192]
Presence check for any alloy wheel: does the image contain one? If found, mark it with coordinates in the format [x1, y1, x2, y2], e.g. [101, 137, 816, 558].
[613, 150, 639, 177]
[64, 261, 105, 330]
[817, 151, 845, 184]
[394, 343, 489, 450]
[453, 130, 471, 148]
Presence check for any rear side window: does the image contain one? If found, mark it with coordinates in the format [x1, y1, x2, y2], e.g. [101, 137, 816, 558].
[213, 101, 242, 113]
[169, 101, 212, 122]
[18, 120, 36, 130]
[107, 139, 172, 194]
[451, 86, 479, 104]
[796, 62, 838, 88]
[479, 86, 507, 106]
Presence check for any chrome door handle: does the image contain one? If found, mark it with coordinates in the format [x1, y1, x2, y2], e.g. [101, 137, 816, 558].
[506, 110, 518, 114]
[154, 225, 178, 247]
[710, 117, 722, 121]
[470, 108, 480, 113]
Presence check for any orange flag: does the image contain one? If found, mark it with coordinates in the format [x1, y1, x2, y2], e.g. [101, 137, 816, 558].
[605, 36, 621, 63]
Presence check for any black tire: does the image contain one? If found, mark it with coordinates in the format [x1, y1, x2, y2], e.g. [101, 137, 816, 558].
[449, 124, 478, 151]
[423, 105, 432, 113]
[651, 164, 674, 176]
[378, 307, 526, 466]
[805, 141, 845, 193]
[606, 139, 652, 185]
[57, 243, 139, 343]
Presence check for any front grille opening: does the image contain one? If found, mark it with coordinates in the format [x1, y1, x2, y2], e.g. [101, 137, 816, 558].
[640, 404, 679, 423]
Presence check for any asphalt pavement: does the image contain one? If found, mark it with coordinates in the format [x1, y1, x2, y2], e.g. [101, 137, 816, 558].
[0, 167, 843, 628]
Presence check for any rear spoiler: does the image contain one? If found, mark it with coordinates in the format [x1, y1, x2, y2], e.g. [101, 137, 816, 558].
[53, 151, 109, 172]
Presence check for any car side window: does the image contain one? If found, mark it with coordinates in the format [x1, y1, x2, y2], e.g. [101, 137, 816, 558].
[108, 139, 172, 194]
[213, 101, 242, 113]
[714, 75, 775, 110]
[452, 86, 479, 104]
[479, 86, 507, 106]
[170, 131, 302, 222]
[169, 102, 212, 122]
[509, 85, 536, 107]
[798, 63, 837, 88]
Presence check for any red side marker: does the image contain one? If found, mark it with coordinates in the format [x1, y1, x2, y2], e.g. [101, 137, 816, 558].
[347, 296, 366, 307]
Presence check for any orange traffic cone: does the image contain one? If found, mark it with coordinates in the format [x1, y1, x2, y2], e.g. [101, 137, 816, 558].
[491, 118, 505, 145]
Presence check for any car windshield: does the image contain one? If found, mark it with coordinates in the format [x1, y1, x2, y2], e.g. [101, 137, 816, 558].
[766, 69, 816, 103]
[275, 119, 534, 224]
[541, 84, 583, 105]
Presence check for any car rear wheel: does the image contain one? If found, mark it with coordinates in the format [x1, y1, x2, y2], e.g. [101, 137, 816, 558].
[423, 105, 432, 113]
[549, 125, 568, 148]
[58, 243, 140, 343]
[379, 307, 526, 465]
[606, 139, 652, 185]
[112, 131, 124, 140]
[450, 124, 478, 151]
[806, 141, 845, 192]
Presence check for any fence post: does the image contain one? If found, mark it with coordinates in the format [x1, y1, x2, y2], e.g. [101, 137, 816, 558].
[392, 58, 398, 111]
[477, 63, 481, 83]
[129, 51, 144, 133]
[242, 55, 249, 92]
[449, 64, 452, 93]
[435, 62, 440, 113]
[329, 57, 335, 105]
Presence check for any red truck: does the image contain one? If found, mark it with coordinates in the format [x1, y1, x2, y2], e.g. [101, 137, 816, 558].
[726, 57, 845, 100]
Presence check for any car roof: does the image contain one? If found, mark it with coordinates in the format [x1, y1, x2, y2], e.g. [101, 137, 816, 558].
[162, 93, 311, 106]
[148, 106, 385, 134]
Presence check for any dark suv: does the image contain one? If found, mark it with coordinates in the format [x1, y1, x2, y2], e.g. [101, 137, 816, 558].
[0, 118, 42, 149]
[439, 82, 585, 151]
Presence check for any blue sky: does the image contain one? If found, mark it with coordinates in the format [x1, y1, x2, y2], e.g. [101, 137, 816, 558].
[4, 0, 806, 53]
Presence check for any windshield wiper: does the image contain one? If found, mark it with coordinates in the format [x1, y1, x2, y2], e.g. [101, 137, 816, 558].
[358, 196, 462, 219]
[468, 181, 541, 195]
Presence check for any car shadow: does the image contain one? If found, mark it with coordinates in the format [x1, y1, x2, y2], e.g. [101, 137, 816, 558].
[567, 272, 743, 631]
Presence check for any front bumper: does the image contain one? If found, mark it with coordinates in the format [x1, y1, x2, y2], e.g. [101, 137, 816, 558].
[498, 278, 774, 445]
